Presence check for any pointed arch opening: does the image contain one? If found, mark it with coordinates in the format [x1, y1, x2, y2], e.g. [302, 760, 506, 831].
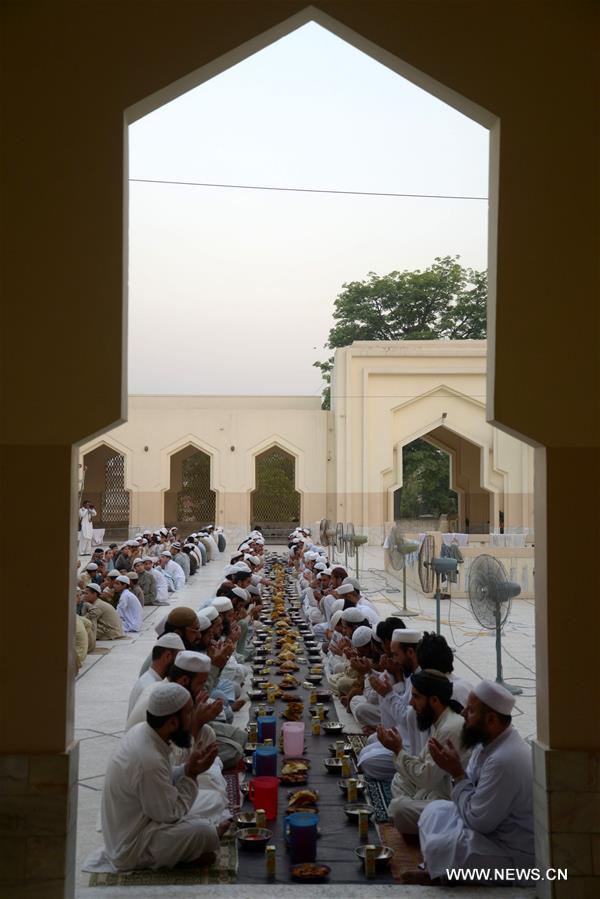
[81, 444, 130, 540]
[250, 445, 301, 533]
[164, 445, 217, 530]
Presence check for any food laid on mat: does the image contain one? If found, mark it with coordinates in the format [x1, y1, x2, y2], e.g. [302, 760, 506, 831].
[290, 863, 331, 882]
[287, 788, 319, 808]
[281, 702, 304, 721]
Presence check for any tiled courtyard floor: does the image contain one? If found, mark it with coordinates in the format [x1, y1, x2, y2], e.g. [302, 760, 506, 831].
[75, 546, 536, 898]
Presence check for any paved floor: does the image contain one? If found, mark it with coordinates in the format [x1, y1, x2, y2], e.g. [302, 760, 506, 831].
[75, 545, 536, 898]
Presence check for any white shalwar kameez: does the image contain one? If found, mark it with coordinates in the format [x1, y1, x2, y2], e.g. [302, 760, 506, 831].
[150, 566, 170, 603]
[117, 588, 143, 633]
[419, 726, 535, 881]
[127, 668, 162, 716]
[86, 722, 219, 872]
[78, 506, 96, 555]
[358, 672, 427, 779]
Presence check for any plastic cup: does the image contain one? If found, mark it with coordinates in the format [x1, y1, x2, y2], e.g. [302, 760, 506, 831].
[282, 721, 305, 756]
[287, 812, 318, 863]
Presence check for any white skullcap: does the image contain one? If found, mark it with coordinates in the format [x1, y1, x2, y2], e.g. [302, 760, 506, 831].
[204, 605, 219, 622]
[343, 577, 360, 591]
[108, 569, 120, 577]
[129, 572, 139, 580]
[232, 587, 249, 602]
[147, 682, 190, 716]
[213, 597, 234, 613]
[175, 651, 212, 673]
[330, 610, 344, 628]
[233, 562, 252, 573]
[314, 562, 327, 571]
[247, 584, 261, 596]
[133, 557, 144, 565]
[304, 551, 318, 561]
[156, 633, 185, 651]
[245, 555, 260, 565]
[473, 680, 516, 716]
[196, 614, 212, 632]
[160, 551, 172, 558]
[352, 626, 373, 648]
[223, 565, 236, 577]
[330, 598, 344, 614]
[336, 583, 356, 596]
[341, 607, 366, 623]
[85, 562, 98, 571]
[116, 575, 130, 585]
[159, 528, 168, 535]
[86, 583, 101, 594]
[391, 628, 422, 644]
[322, 568, 333, 576]
[142, 556, 154, 563]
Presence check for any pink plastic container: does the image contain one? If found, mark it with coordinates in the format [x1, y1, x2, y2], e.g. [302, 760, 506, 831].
[282, 721, 305, 756]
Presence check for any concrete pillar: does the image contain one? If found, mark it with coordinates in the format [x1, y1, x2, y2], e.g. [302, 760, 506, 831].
[531, 447, 600, 898]
[0, 446, 79, 899]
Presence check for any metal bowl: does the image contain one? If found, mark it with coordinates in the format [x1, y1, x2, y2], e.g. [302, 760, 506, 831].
[343, 802, 375, 821]
[253, 706, 275, 717]
[323, 758, 344, 774]
[328, 742, 352, 756]
[337, 777, 366, 795]
[315, 690, 331, 701]
[248, 689, 266, 700]
[354, 845, 393, 867]
[235, 810, 257, 827]
[322, 721, 344, 734]
[236, 826, 273, 850]
[306, 674, 323, 684]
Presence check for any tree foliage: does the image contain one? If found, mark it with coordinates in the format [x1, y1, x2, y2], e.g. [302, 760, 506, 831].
[396, 439, 458, 520]
[314, 255, 487, 409]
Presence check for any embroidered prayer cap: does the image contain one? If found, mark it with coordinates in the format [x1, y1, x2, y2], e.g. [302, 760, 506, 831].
[213, 597, 234, 613]
[232, 587, 249, 602]
[175, 650, 212, 673]
[116, 575, 130, 585]
[473, 679, 516, 716]
[352, 625, 373, 647]
[391, 628, 422, 644]
[85, 562, 98, 571]
[86, 583, 101, 594]
[330, 610, 344, 628]
[147, 682, 190, 716]
[314, 562, 327, 571]
[335, 583, 355, 596]
[132, 558, 144, 566]
[107, 569, 120, 577]
[203, 604, 219, 622]
[166, 607, 198, 628]
[160, 551, 172, 558]
[156, 633, 185, 651]
[223, 565, 236, 577]
[343, 577, 361, 591]
[341, 607, 366, 623]
[245, 555, 260, 566]
[196, 615, 212, 632]
[233, 563, 252, 573]
[172, 542, 181, 549]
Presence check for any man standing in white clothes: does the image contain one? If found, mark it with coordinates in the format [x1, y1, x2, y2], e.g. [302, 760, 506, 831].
[79, 500, 96, 556]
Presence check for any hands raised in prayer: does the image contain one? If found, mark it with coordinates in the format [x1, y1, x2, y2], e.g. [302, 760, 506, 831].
[350, 656, 372, 674]
[208, 639, 234, 669]
[193, 694, 224, 732]
[369, 673, 393, 697]
[229, 622, 241, 643]
[428, 737, 465, 779]
[376, 724, 403, 754]
[184, 741, 219, 779]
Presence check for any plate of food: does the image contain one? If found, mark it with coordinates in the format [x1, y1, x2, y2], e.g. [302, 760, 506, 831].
[281, 759, 310, 784]
[236, 827, 273, 850]
[286, 787, 319, 807]
[281, 703, 304, 721]
[290, 863, 331, 882]
[247, 689, 266, 700]
[306, 674, 323, 684]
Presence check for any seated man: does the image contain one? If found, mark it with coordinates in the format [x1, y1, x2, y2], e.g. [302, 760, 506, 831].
[113, 575, 143, 633]
[88, 682, 226, 873]
[127, 633, 185, 715]
[82, 583, 123, 640]
[406, 680, 534, 885]
[378, 669, 469, 835]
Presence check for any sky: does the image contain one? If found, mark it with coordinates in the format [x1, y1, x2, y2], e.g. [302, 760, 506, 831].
[128, 21, 489, 397]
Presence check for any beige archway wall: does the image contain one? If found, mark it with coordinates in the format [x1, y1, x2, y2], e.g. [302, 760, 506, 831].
[332, 341, 534, 542]
[1, 2, 598, 897]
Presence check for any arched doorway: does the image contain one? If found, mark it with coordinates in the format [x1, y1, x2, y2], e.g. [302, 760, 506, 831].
[164, 445, 216, 531]
[251, 446, 301, 536]
[393, 426, 495, 534]
[81, 445, 130, 540]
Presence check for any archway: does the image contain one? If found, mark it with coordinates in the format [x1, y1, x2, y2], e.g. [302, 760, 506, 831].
[251, 445, 301, 535]
[164, 445, 216, 531]
[81, 444, 130, 540]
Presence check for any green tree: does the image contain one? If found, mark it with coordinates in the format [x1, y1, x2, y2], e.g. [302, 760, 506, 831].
[396, 440, 458, 519]
[314, 255, 487, 409]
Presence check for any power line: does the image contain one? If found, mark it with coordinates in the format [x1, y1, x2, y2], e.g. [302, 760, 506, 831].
[129, 177, 488, 202]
